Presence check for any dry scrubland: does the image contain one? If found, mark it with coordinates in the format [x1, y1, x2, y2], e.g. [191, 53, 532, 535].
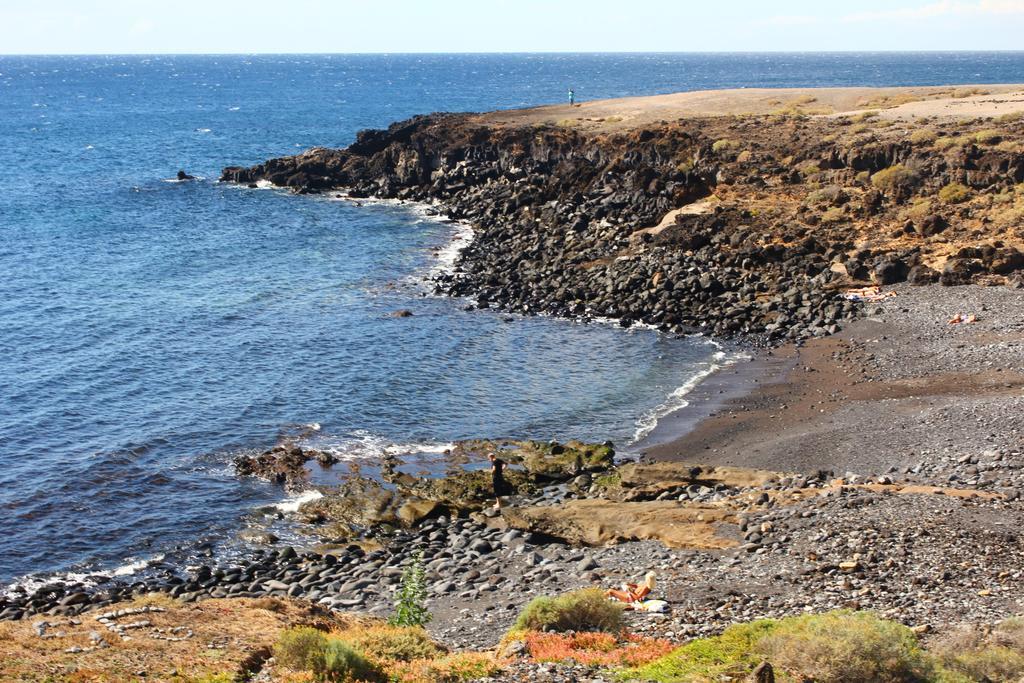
[5, 593, 1024, 682]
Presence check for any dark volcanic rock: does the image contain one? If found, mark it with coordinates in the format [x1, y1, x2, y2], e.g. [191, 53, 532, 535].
[219, 113, 1024, 343]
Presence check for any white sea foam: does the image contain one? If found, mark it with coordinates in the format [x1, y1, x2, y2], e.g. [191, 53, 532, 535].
[429, 219, 475, 278]
[2, 554, 165, 598]
[161, 175, 206, 183]
[305, 429, 454, 461]
[630, 349, 748, 444]
[112, 554, 164, 576]
[275, 490, 323, 513]
[324, 193, 475, 280]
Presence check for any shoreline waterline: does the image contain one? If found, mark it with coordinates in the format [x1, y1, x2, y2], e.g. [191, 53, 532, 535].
[1, 182, 733, 594]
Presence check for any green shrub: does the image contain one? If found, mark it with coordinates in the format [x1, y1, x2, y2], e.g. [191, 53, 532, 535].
[935, 136, 965, 150]
[625, 618, 778, 682]
[854, 110, 880, 122]
[938, 183, 972, 204]
[592, 471, 622, 489]
[321, 639, 381, 682]
[712, 138, 740, 154]
[276, 626, 329, 672]
[756, 611, 935, 683]
[871, 164, 920, 193]
[626, 611, 940, 683]
[953, 87, 987, 98]
[337, 625, 442, 662]
[820, 207, 848, 223]
[997, 111, 1023, 124]
[973, 129, 1003, 144]
[513, 588, 624, 633]
[800, 162, 822, 177]
[186, 674, 235, 683]
[994, 616, 1024, 650]
[943, 646, 1024, 682]
[932, 618, 1024, 682]
[389, 552, 431, 628]
[909, 129, 938, 145]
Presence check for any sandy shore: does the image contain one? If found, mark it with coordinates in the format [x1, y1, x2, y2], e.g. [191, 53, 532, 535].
[479, 83, 1024, 131]
[644, 284, 1024, 477]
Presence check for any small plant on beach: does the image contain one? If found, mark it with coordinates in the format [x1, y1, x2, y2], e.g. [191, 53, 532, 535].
[712, 138, 741, 154]
[276, 627, 330, 673]
[953, 87, 988, 98]
[973, 129, 1003, 145]
[335, 625, 441, 662]
[799, 162, 822, 177]
[520, 630, 674, 667]
[626, 618, 778, 682]
[320, 639, 381, 682]
[909, 129, 938, 145]
[871, 164, 920, 194]
[387, 652, 501, 682]
[939, 183, 972, 204]
[935, 135, 965, 150]
[820, 207, 848, 224]
[512, 588, 624, 634]
[931, 617, 1024, 682]
[389, 552, 431, 628]
[627, 611, 938, 683]
[755, 610, 936, 683]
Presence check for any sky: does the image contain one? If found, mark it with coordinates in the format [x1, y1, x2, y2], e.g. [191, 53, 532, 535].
[1, 0, 1024, 54]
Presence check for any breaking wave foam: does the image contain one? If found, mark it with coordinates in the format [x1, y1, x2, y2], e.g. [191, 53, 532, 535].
[631, 349, 746, 444]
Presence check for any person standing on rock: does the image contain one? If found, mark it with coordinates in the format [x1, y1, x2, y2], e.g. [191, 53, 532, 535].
[568, 88, 575, 106]
[489, 453, 510, 510]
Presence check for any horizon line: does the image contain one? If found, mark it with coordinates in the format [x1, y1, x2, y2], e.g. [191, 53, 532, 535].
[4, 49, 1024, 57]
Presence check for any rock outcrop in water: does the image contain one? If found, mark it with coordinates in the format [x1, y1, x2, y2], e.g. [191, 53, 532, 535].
[222, 109, 1024, 342]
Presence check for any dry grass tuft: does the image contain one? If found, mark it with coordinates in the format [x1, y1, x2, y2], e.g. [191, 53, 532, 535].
[939, 183, 972, 204]
[909, 129, 938, 145]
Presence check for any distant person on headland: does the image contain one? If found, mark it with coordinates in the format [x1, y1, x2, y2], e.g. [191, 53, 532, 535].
[176, 169, 196, 181]
[568, 88, 575, 106]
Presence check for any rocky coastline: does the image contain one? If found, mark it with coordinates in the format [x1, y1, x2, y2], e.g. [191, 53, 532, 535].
[222, 107, 1024, 343]
[4, 90, 1024, 681]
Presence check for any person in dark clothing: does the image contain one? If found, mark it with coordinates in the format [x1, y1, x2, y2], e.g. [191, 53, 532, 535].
[489, 453, 510, 510]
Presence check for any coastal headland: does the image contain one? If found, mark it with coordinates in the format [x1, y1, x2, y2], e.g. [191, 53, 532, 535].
[4, 85, 1024, 681]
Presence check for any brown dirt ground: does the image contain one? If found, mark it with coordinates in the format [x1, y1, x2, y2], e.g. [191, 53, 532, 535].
[476, 84, 1024, 132]
[0, 595, 359, 682]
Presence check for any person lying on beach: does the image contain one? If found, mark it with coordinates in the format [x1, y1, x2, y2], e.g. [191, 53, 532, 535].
[605, 571, 656, 604]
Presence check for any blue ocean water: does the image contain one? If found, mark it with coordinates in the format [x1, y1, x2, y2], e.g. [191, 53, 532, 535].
[2, 52, 1023, 587]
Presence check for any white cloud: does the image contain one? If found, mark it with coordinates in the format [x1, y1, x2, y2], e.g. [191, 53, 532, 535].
[765, 15, 821, 26]
[129, 19, 156, 35]
[844, 0, 1024, 23]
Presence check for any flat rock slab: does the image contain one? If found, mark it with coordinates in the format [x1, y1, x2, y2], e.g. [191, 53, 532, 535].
[501, 499, 739, 549]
